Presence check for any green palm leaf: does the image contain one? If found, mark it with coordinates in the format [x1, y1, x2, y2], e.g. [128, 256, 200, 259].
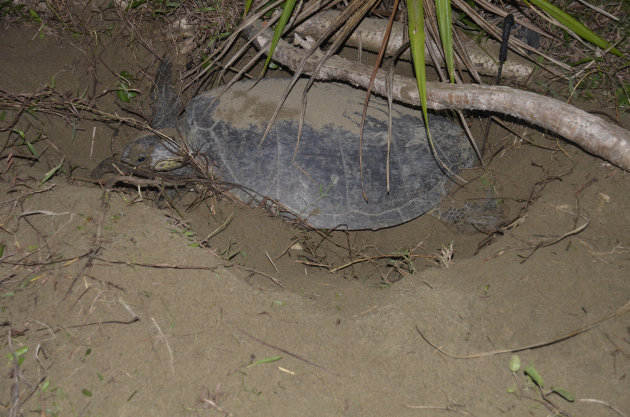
[526, 0, 622, 57]
[243, 0, 253, 16]
[435, 0, 455, 83]
[407, 0, 430, 132]
[262, 0, 297, 76]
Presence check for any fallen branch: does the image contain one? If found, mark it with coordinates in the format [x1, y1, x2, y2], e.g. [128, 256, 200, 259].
[241, 18, 630, 172]
[294, 9, 538, 81]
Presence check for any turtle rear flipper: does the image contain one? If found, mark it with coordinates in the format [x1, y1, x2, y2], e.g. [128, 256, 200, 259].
[430, 194, 507, 233]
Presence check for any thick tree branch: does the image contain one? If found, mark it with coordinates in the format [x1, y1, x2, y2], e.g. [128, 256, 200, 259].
[241, 18, 630, 171]
[293, 9, 537, 81]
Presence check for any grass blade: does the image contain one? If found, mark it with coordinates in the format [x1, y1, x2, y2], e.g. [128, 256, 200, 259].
[40, 157, 64, 185]
[246, 356, 282, 367]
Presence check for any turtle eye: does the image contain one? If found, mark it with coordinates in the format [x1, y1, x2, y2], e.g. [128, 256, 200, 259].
[136, 155, 146, 163]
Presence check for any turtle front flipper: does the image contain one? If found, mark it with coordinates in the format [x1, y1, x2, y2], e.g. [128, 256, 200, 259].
[151, 57, 182, 130]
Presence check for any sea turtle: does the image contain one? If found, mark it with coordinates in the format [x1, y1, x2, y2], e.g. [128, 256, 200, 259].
[118, 60, 485, 230]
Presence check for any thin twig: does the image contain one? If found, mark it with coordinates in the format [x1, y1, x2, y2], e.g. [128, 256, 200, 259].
[151, 317, 175, 376]
[222, 308, 339, 376]
[265, 251, 279, 273]
[404, 403, 473, 416]
[7, 329, 20, 417]
[204, 212, 234, 242]
[273, 238, 301, 262]
[519, 213, 589, 263]
[578, 398, 628, 417]
[329, 253, 432, 273]
[34, 317, 140, 334]
[416, 299, 630, 359]
[234, 265, 283, 288]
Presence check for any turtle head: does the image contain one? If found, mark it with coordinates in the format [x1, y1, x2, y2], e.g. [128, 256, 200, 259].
[121, 133, 186, 172]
